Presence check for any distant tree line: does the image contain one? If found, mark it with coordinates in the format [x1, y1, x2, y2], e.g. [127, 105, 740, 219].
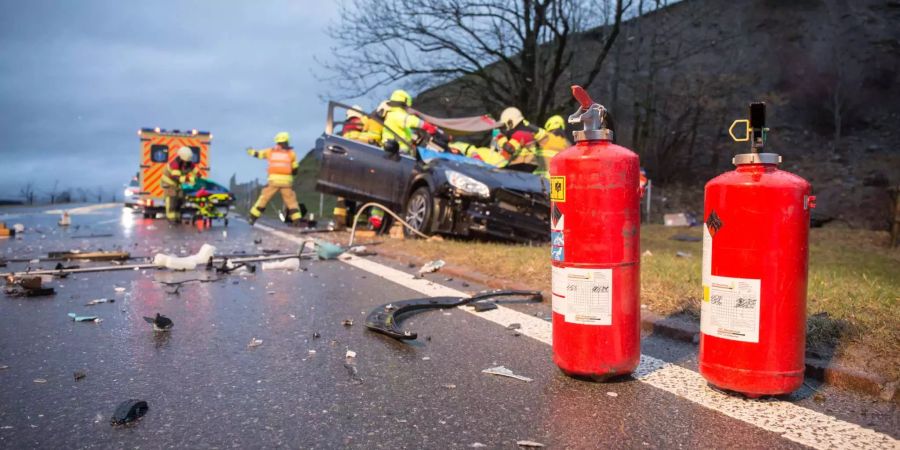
[16, 181, 117, 205]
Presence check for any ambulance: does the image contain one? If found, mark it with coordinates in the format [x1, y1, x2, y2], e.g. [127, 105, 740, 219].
[136, 128, 212, 218]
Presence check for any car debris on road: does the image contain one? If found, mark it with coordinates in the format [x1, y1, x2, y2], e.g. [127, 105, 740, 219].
[143, 313, 173, 331]
[365, 290, 542, 340]
[482, 366, 533, 382]
[110, 399, 149, 426]
[417, 259, 445, 276]
[68, 313, 101, 323]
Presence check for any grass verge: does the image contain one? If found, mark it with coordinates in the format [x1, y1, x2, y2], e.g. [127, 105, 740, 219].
[378, 224, 900, 380]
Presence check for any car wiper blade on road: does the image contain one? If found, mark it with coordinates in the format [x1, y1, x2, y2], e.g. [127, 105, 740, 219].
[365, 289, 542, 340]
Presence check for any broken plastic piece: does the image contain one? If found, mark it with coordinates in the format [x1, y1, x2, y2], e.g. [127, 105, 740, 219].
[482, 366, 532, 382]
[342, 319, 354, 327]
[110, 399, 148, 426]
[516, 440, 545, 448]
[153, 244, 216, 270]
[365, 290, 542, 340]
[248, 337, 263, 348]
[345, 350, 357, 358]
[473, 302, 498, 312]
[417, 259, 445, 275]
[68, 313, 100, 322]
[261, 258, 301, 271]
[86, 298, 109, 306]
[314, 240, 345, 260]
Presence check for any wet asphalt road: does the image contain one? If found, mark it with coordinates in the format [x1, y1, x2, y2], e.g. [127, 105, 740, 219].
[0, 204, 897, 449]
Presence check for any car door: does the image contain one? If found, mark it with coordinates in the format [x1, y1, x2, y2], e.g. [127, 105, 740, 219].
[319, 134, 415, 207]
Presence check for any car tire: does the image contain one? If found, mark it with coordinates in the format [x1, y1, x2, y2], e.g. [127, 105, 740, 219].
[403, 187, 434, 238]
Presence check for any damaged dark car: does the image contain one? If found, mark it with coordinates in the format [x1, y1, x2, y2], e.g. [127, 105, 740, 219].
[314, 102, 551, 243]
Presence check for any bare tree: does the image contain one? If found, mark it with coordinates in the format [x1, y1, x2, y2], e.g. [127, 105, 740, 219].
[48, 180, 60, 204]
[19, 182, 36, 205]
[324, 0, 628, 121]
[75, 188, 89, 203]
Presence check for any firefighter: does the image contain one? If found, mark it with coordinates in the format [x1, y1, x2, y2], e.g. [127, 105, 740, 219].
[160, 146, 198, 223]
[533, 114, 572, 177]
[340, 105, 366, 141]
[245, 132, 302, 226]
[381, 89, 437, 153]
[497, 107, 542, 166]
[449, 141, 508, 168]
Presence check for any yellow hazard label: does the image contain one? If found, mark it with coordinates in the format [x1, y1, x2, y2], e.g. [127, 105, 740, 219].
[703, 285, 710, 303]
[550, 176, 566, 202]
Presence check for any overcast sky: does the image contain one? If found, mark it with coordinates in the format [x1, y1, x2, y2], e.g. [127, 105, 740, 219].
[0, 0, 384, 200]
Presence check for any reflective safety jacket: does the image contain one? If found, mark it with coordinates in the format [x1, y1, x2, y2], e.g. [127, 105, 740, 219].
[533, 128, 572, 178]
[342, 116, 382, 146]
[450, 141, 509, 168]
[539, 128, 570, 153]
[496, 120, 542, 165]
[341, 117, 364, 140]
[161, 159, 198, 190]
[381, 106, 423, 152]
[250, 146, 299, 186]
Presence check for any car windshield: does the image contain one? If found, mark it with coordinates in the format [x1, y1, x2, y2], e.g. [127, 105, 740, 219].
[418, 147, 492, 167]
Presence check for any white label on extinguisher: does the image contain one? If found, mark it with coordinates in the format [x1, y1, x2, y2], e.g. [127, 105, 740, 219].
[701, 275, 761, 343]
[551, 266, 567, 315]
[551, 266, 613, 325]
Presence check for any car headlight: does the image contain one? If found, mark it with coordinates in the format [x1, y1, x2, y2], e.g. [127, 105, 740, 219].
[124, 189, 133, 197]
[446, 170, 490, 198]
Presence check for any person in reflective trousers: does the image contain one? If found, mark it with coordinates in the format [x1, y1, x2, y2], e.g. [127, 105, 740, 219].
[160, 146, 198, 223]
[246, 132, 302, 226]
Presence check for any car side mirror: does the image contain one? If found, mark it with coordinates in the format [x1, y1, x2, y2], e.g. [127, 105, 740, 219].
[384, 139, 400, 155]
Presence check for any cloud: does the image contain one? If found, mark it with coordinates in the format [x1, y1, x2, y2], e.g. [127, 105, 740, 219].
[0, 0, 377, 198]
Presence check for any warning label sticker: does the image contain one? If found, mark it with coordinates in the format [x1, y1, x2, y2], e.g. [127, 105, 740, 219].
[550, 176, 566, 202]
[551, 267, 613, 325]
[701, 275, 761, 343]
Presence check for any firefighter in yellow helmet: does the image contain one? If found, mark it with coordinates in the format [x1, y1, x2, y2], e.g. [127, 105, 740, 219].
[533, 114, 572, 177]
[381, 89, 438, 153]
[245, 132, 302, 226]
[160, 146, 198, 223]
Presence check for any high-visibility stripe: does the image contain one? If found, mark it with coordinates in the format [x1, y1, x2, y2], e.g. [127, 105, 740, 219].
[143, 165, 162, 192]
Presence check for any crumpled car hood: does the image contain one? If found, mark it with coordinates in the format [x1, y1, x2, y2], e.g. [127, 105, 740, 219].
[424, 155, 549, 194]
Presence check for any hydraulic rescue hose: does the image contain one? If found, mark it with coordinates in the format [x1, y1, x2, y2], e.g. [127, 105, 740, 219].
[347, 202, 430, 247]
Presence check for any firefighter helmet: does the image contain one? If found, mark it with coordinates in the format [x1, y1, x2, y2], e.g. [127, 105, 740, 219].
[274, 132, 290, 144]
[375, 101, 390, 117]
[500, 107, 524, 130]
[177, 146, 193, 162]
[390, 89, 412, 106]
[544, 115, 565, 131]
[346, 105, 364, 119]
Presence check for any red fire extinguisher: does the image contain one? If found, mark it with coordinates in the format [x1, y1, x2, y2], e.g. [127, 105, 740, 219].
[699, 102, 814, 396]
[549, 86, 641, 380]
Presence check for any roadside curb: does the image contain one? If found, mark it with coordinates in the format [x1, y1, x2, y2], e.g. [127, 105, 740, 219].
[370, 242, 899, 404]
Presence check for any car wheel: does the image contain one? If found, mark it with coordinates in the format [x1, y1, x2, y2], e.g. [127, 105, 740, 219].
[404, 187, 434, 238]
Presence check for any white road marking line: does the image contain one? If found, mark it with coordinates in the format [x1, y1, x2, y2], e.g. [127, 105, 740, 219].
[45, 203, 120, 215]
[256, 224, 898, 450]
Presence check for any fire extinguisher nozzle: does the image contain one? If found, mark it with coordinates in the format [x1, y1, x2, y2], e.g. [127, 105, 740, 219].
[571, 85, 593, 109]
